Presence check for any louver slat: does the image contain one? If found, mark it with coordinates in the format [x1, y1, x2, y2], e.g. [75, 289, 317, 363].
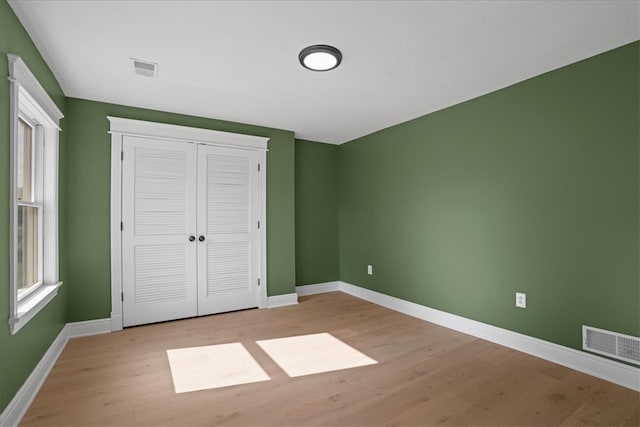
[207, 242, 250, 295]
[207, 155, 249, 234]
[134, 245, 189, 304]
[134, 147, 188, 235]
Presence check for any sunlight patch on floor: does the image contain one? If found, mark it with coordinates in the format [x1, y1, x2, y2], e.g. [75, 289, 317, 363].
[166, 343, 270, 393]
[256, 332, 377, 377]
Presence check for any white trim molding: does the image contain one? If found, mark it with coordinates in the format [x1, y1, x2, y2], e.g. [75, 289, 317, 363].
[7, 54, 63, 125]
[0, 319, 111, 427]
[267, 293, 299, 308]
[0, 327, 66, 427]
[64, 318, 112, 339]
[109, 131, 123, 331]
[107, 116, 269, 151]
[9, 282, 63, 334]
[298, 281, 640, 392]
[258, 148, 267, 310]
[296, 281, 341, 296]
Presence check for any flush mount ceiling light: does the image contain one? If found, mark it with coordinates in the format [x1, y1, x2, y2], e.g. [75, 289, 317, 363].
[299, 45, 342, 72]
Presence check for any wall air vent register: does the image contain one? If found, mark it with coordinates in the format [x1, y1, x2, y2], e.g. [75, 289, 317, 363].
[583, 325, 640, 365]
[132, 59, 158, 77]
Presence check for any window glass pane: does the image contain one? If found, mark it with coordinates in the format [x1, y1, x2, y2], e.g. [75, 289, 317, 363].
[17, 205, 39, 293]
[17, 118, 33, 201]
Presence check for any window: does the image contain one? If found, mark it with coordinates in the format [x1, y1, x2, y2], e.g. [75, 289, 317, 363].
[17, 117, 43, 300]
[8, 54, 64, 335]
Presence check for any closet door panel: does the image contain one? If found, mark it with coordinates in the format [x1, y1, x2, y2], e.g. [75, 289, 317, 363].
[197, 145, 259, 315]
[122, 136, 198, 326]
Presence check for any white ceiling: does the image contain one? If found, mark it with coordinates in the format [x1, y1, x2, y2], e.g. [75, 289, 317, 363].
[8, 0, 640, 144]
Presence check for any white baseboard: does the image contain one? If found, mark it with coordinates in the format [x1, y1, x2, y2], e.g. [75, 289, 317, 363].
[0, 327, 66, 427]
[267, 293, 299, 308]
[259, 295, 268, 310]
[303, 280, 639, 392]
[0, 318, 111, 427]
[65, 318, 112, 338]
[296, 281, 341, 296]
[110, 312, 123, 332]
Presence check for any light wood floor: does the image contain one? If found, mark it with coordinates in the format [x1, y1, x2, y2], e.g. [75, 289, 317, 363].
[22, 292, 639, 426]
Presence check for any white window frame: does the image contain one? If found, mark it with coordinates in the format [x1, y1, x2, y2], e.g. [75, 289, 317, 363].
[8, 54, 64, 335]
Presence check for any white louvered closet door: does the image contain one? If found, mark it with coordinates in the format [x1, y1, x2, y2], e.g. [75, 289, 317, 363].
[197, 145, 260, 316]
[122, 136, 198, 327]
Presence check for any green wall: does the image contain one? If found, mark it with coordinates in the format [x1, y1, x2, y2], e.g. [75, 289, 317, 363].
[338, 41, 640, 351]
[295, 139, 339, 285]
[65, 98, 296, 321]
[0, 0, 68, 414]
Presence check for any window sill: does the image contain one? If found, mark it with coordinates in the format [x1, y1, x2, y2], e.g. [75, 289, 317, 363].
[9, 281, 63, 335]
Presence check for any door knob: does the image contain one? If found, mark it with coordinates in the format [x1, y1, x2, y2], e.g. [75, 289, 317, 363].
[199, 235, 205, 242]
[189, 235, 196, 242]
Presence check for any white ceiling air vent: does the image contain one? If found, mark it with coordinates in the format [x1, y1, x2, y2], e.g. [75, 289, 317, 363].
[132, 59, 158, 77]
[583, 325, 640, 365]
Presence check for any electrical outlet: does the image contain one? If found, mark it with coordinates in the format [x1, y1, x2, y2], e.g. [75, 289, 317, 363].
[367, 265, 373, 275]
[516, 292, 526, 308]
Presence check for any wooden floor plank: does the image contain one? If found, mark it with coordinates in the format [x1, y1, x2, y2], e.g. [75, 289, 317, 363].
[21, 292, 639, 426]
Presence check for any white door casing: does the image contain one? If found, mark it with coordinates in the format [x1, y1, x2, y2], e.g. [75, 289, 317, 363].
[109, 117, 268, 331]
